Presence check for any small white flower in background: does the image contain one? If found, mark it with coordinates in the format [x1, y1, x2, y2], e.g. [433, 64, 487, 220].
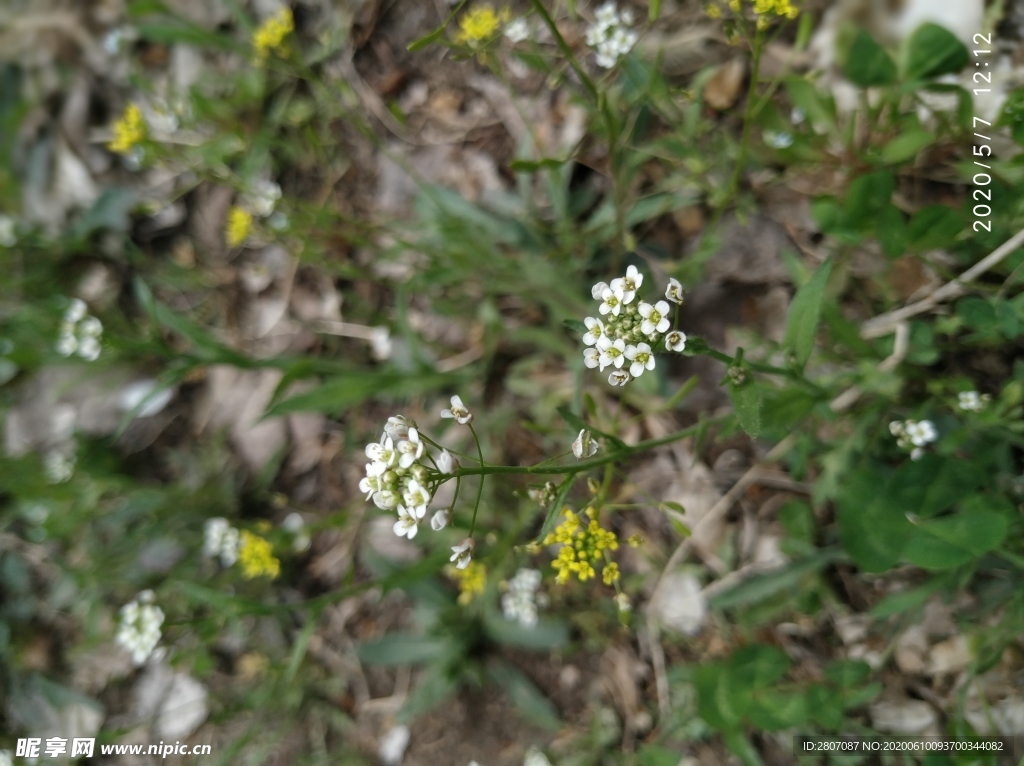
[523, 747, 553, 766]
[56, 298, 104, 361]
[608, 370, 631, 386]
[638, 300, 671, 336]
[431, 509, 451, 531]
[245, 179, 282, 218]
[585, 2, 638, 69]
[504, 17, 530, 42]
[572, 429, 598, 459]
[958, 391, 989, 412]
[890, 419, 938, 460]
[441, 394, 473, 424]
[591, 281, 610, 300]
[370, 326, 392, 361]
[624, 342, 655, 377]
[502, 568, 543, 628]
[763, 130, 794, 149]
[616, 592, 632, 613]
[283, 512, 310, 552]
[527, 482, 558, 506]
[394, 505, 420, 539]
[0, 214, 16, 247]
[436, 449, 457, 474]
[665, 330, 687, 352]
[378, 724, 411, 766]
[451, 538, 474, 569]
[44, 450, 75, 484]
[204, 517, 240, 566]
[665, 277, 685, 305]
[791, 107, 806, 124]
[115, 590, 165, 666]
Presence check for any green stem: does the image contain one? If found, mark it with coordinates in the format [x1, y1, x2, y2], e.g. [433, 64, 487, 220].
[454, 415, 726, 478]
[526, 0, 600, 105]
[467, 423, 486, 537]
[724, 25, 764, 205]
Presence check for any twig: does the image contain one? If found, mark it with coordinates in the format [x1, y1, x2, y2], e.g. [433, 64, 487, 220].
[860, 227, 1024, 339]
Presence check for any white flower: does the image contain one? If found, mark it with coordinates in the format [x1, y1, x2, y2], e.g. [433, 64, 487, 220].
[791, 107, 806, 124]
[370, 326, 392, 361]
[664, 330, 687, 352]
[402, 479, 430, 519]
[366, 436, 397, 467]
[572, 429, 598, 459]
[245, 179, 282, 218]
[378, 724, 411, 766]
[504, 17, 530, 42]
[583, 347, 601, 369]
[624, 342, 655, 377]
[359, 464, 384, 499]
[610, 264, 643, 304]
[608, 370, 631, 386]
[56, 333, 78, 357]
[396, 427, 425, 469]
[958, 391, 988, 412]
[615, 593, 631, 613]
[65, 298, 87, 324]
[763, 130, 794, 149]
[638, 300, 671, 336]
[431, 508, 451, 531]
[904, 420, 937, 447]
[591, 281, 610, 300]
[203, 517, 240, 566]
[115, 592, 165, 666]
[383, 415, 414, 442]
[502, 568, 543, 628]
[373, 489, 400, 511]
[665, 277, 685, 305]
[79, 316, 102, 337]
[78, 336, 101, 361]
[393, 505, 419, 539]
[582, 316, 605, 346]
[0, 749, 12, 766]
[436, 449, 457, 474]
[598, 286, 624, 316]
[889, 421, 906, 438]
[597, 336, 626, 370]
[523, 747, 553, 766]
[911, 447, 925, 461]
[441, 394, 473, 424]
[451, 538, 474, 570]
[44, 450, 75, 484]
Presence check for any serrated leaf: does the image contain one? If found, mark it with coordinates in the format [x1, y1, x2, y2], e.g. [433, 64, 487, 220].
[783, 256, 833, 368]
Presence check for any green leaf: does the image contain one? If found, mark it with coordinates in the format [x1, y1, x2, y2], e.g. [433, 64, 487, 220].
[510, 157, 572, 172]
[836, 466, 915, 572]
[722, 729, 765, 766]
[844, 30, 897, 87]
[869, 577, 945, 619]
[880, 128, 933, 164]
[638, 745, 683, 766]
[649, 0, 661, 21]
[901, 23, 969, 81]
[535, 477, 574, 544]
[137, 20, 242, 52]
[784, 256, 833, 368]
[903, 498, 1011, 570]
[407, 0, 467, 51]
[562, 318, 587, 335]
[709, 549, 839, 610]
[398, 664, 456, 723]
[484, 613, 569, 649]
[784, 78, 836, 133]
[907, 204, 964, 250]
[67, 187, 136, 240]
[728, 375, 762, 438]
[263, 372, 452, 417]
[748, 689, 809, 730]
[355, 634, 451, 666]
[824, 659, 871, 687]
[487, 660, 562, 730]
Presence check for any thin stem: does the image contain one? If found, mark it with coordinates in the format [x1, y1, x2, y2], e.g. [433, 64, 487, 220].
[526, 0, 599, 105]
[725, 25, 764, 205]
[453, 415, 726, 478]
[467, 423, 486, 537]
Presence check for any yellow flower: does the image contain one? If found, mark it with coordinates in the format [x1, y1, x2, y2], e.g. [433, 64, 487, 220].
[238, 530, 281, 579]
[451, 561, 487, 605]
[602, 562, 620, 585]
[752, 0, 798, 18]
[543, 506, 620, 586]
[455, 5, 509, 46]
[226, 206, 252, 247]
[253, 7, 294, 63]
[109, 103, 146, 155]
[705, 3, 722, 18]
[728, 0, 741, 11]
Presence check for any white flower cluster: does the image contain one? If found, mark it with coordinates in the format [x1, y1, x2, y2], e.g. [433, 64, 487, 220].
[204, 517, 240, 566]
[504, 17, 531, 43]
[889, 419, 938, 461]
[56, 298, 103, 361]
[581, 266, 687, 387]
[585, 2, 638, 68]
[527, 481, 558, 506]
[360, 413, 459, 542]
[115, 590, 165, 666]
[958, 390, 990, 412]
[244, 179, 282, 218]
[502, 568, 544, 628]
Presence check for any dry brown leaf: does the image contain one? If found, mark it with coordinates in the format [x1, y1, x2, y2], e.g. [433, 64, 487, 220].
[704, 57, 746, 112]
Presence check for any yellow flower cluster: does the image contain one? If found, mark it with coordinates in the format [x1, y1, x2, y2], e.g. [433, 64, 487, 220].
[109, 103, 146, 155]
[239, 531, 281, 579]
[451, 561, 487, 605]
[253, 7, 294, 63]
[543, 507, 619, 585]
[753, 0, 798, 18]
[455, 5, 509, 45]
[226, 206, 252, 247]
